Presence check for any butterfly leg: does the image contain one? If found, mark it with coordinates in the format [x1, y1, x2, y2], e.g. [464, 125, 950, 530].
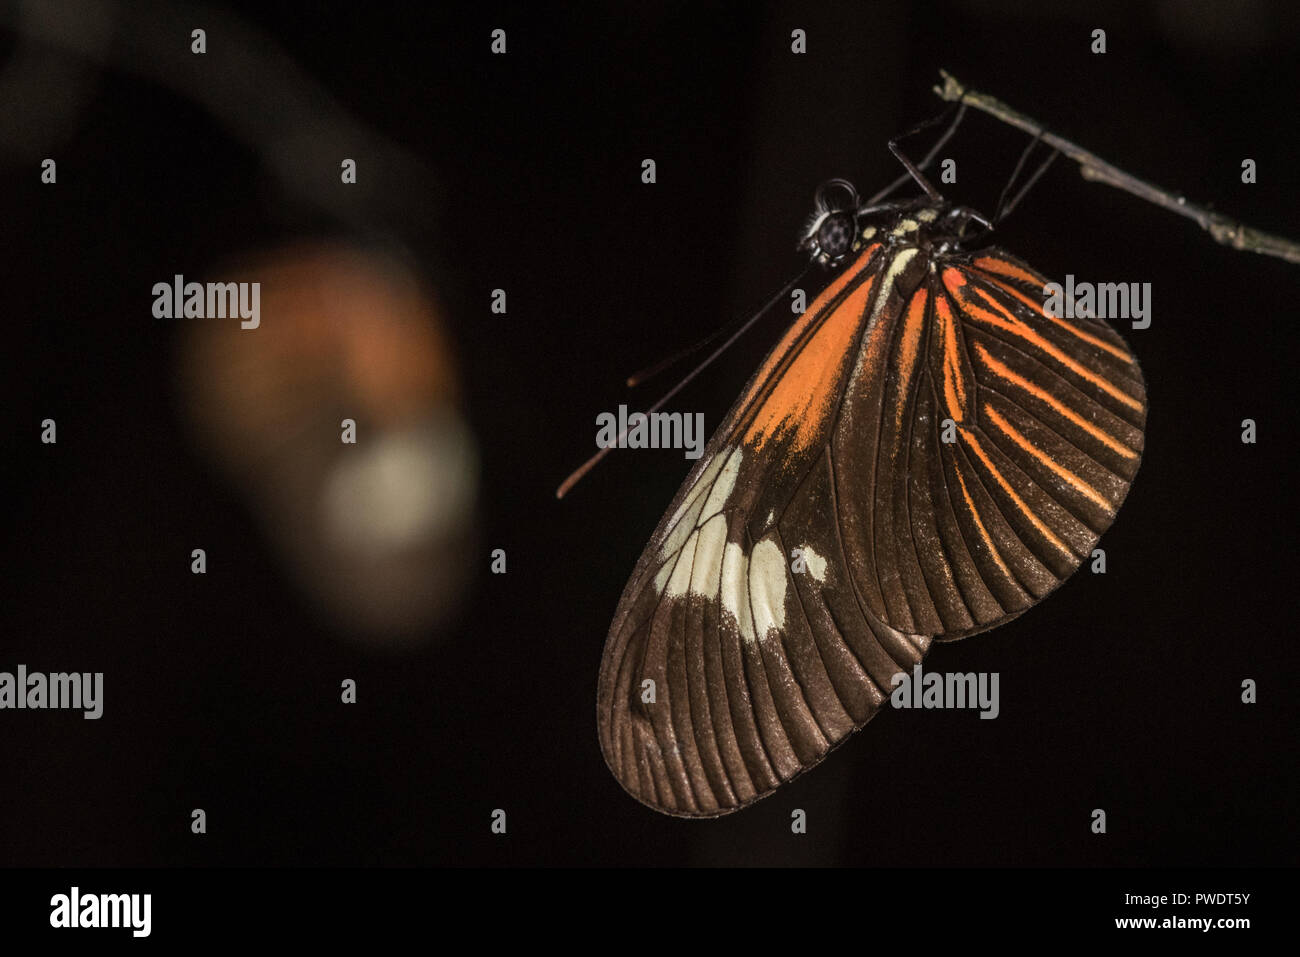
[866, 100, 968, 205]
[994, 130, 1061, 223]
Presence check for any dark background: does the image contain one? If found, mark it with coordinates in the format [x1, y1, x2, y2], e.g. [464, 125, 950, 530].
[3, 0, 1297, 866]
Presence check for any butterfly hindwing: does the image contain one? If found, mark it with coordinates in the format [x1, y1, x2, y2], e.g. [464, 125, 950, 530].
[922, 251, 1147, 635]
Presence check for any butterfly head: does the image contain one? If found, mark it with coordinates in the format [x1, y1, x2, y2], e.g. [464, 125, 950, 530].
[801, 179, 995, 267]
[800, 179, 863, 267]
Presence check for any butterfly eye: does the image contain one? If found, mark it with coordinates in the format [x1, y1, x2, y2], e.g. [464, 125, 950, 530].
[815, 211, 855, 262]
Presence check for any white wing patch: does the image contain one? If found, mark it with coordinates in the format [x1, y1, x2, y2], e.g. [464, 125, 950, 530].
[653, 504, 792, 650]
[800, 544, 828, 584]
[653, 561, 673, 594]
[667, 450, 723, 526]
[659, 487, 706, 563]
[687, 513, 727, 599]
[663, 530, 696, 597]
[658, 447, 742, 563]
[720, 541, 755, 643]
[659, 449, 724, 560]
[748, 538, 787, 640]
[699, 447, 741, 525]
[648, 446, 795, 651]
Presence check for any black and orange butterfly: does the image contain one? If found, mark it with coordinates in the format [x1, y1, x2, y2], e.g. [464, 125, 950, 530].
[593, 116, 1147, 816]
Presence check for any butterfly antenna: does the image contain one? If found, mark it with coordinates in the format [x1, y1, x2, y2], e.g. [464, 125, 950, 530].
[625, 308, 754, 388]
[557, 264, 812, 499]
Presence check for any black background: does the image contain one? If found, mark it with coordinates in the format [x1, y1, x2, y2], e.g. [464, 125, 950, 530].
[3, 0, 1297, 867]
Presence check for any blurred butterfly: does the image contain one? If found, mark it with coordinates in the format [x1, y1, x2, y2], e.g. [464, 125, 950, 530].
[592, 118, 1147, 816]
[178, 242, 478, 648]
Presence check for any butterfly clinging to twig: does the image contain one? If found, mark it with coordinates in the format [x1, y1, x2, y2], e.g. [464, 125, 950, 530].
[581, 99, 1146, 816]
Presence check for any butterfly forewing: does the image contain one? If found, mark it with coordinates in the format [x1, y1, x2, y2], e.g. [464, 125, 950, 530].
[598, 222, 1146, 816]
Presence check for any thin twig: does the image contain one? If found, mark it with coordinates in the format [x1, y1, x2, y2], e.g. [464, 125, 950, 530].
[934, 70, 1300, 265]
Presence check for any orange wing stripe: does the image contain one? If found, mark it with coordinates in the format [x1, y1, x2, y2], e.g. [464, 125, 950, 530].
[971, 255, 1041, 286]
[894, 288, 928, 428]
[741, 243, 881, 410]
[972, 342, 1138, 460]
[960, 428, 1076, 559]
[970, 257, 1134, 363]
[953, 468, 1015, 582]
[985, 276, 1134, 364]
[942, 269, 1142, 413]
[983, 405, 1112, 511]
[744, 274, 877, 452]
[934, 295, 969, 422]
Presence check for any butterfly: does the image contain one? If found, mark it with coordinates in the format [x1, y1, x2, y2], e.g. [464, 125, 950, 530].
[179, 242, 479, 646]
[595, 161, 1147, 816]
